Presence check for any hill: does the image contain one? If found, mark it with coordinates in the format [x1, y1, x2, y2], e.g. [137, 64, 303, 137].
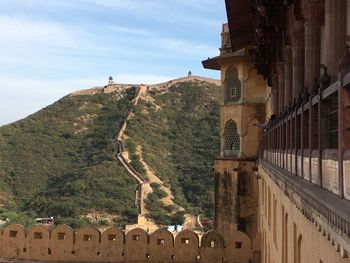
[0, 77, 221, 228]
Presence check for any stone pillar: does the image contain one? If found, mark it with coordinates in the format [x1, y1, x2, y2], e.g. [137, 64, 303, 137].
[284, 47, 293, 105]
[325, 0, 347, 81]
[292, 21, 304, 98]
[278, 63, 285, 112]
[303, 2, 324, 89]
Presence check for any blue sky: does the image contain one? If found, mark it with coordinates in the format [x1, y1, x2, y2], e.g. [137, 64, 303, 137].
[0, 0, 226, 125]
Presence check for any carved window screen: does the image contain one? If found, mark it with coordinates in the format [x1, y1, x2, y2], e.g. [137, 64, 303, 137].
[224, 67, 241, 103]
[225, 120, 240, 153]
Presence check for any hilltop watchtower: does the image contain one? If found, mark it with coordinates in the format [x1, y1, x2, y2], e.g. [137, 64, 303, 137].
[108, 76, 114, 85]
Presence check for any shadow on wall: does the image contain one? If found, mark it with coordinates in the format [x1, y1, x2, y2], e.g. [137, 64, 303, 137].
[0, 224, 253, 263]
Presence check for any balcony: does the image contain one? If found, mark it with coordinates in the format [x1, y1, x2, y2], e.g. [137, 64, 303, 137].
[260, 68, 350, 257]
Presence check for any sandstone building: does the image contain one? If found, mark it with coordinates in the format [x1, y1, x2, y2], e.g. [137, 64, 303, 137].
[2, 1, 350, 262]
[203, 0, 350, 262]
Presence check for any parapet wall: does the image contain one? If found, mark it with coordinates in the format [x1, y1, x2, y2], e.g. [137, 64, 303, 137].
[0, 225, 253, 263]
[265, 149, 350, 198]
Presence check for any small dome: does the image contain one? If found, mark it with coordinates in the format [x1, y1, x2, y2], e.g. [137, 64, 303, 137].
[109, 76, 113, 81]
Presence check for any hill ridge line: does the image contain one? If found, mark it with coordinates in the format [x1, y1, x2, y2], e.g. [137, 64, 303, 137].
[70, 75, 221, 96]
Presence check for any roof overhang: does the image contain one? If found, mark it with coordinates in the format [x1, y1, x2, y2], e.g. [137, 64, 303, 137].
[202, 50, 246, 70]
[225, 0, 254, 52]
[202, 56, 221, 70]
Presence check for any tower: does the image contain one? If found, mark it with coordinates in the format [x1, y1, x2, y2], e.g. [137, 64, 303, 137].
[108, 76, 114, 85]
[203, 24, 266, 244]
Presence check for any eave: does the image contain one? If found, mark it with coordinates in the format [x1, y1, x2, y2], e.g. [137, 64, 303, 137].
[225, 0, 254, 52]
[202, 50, 247, 70]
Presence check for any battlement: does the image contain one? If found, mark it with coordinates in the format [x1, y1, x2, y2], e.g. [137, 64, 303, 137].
[0, 224, 253, 263]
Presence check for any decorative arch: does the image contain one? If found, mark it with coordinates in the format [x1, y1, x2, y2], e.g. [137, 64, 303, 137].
[224, 120, 240, 156]
[224, 66, 241, 103]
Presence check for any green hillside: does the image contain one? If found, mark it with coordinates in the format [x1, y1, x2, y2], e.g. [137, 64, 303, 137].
[126, 81, 220, 220]
[0, 80, 220, 228]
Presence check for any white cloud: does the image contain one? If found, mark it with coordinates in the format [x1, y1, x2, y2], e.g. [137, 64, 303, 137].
[0, 15, 78, 48]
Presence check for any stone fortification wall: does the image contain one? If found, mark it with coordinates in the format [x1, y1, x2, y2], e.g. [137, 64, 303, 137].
[148, 76, 221, 90]
[0, 225, 253, 263]
[68, 75, 220, 97]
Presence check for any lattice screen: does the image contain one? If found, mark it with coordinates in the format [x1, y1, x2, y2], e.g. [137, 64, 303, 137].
[224, 66, 241, 103]
[225, 120, 240, 151]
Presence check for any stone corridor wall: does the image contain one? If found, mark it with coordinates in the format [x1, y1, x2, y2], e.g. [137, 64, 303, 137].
[0, 225, 253, 263]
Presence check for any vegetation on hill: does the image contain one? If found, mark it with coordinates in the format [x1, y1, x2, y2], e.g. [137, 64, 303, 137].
[145, 182, 185, 226]
[0, 80, 221, 228]
[126, 81, 221, 221]
[0, 89, 138, 227]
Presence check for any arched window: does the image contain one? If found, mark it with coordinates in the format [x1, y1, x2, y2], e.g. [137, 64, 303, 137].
[224, 120, 240, 156]
[224, 66, 241, 103]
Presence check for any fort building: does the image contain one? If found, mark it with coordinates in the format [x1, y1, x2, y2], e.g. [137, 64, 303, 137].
[2, 1, 350, 263]
[203, 0, 350, 262]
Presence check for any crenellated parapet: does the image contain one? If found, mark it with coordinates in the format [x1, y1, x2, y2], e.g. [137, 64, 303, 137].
[0, 225, 253, 263]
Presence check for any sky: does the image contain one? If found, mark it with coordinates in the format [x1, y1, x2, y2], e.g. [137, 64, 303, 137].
[0, 0, 226, 126]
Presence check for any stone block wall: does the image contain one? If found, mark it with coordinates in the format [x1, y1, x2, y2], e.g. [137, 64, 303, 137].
[259, 166, 350, 263]
[0, 225, 253, 263]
